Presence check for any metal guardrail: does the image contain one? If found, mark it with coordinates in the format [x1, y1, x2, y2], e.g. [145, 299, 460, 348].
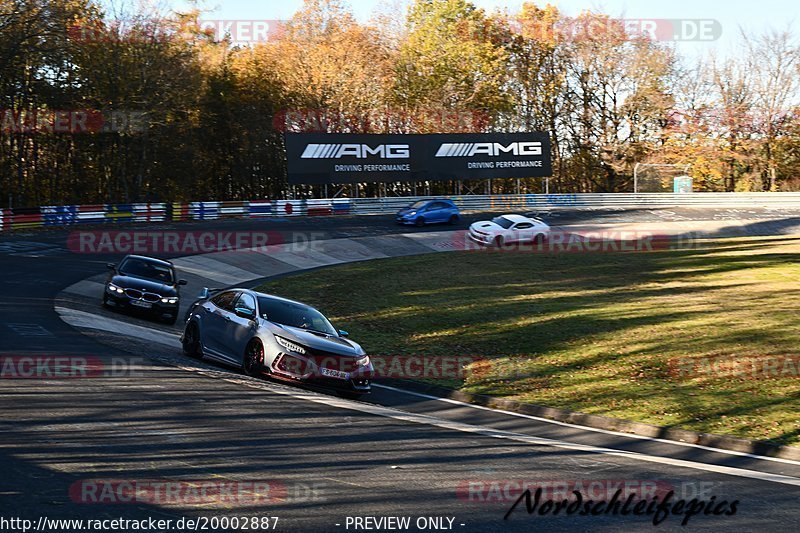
[347, 193, 800, 215]
[2, 193, 800, 231]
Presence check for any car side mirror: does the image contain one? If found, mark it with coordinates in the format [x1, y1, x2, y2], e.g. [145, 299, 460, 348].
[338, 329, 349, 337]
[178, 279, 188, 285]
[235, 307, 256, 320]
[106, 263, 116, 270]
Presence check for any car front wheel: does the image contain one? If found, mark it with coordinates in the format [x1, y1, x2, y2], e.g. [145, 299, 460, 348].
[243, 340, 265, 377]
[415, 217, 425, 227]
[182, 322, 201, 358]
[448, 214, 459, 225]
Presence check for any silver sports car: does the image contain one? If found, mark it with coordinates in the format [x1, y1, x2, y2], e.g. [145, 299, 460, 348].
[181, 288, 373, 398]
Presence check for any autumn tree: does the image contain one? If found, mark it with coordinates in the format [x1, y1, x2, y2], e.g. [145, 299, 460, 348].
[392, 0, 510, 133]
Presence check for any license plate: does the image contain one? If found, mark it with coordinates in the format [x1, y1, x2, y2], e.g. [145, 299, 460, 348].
[130, 300, 152, 309]
[320, 367, 348, 380]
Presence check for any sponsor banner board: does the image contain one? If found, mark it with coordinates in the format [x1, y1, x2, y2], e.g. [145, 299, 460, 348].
[284, 133, 552, 184]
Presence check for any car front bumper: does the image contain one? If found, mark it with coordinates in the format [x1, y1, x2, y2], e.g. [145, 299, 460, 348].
[468, 231, 493, 245]
[271, 352, 373, 393]
[105, 291, 179, 320]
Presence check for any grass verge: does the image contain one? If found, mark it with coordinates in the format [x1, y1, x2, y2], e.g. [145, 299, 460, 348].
[256, 236, 800, 446]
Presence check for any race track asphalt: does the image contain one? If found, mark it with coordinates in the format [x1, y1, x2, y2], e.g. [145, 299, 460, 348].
[2, 206, 800, 532]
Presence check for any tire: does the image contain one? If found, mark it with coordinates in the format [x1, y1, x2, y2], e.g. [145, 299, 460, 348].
[448, 214, 459, 225]
[533, 233, 545, 245]
[243, 339, 265, 377]
[101, 294, 110, 309]
[493, 236, 504, 248]
[182, 322, 201, 358]
[415, 217, 425, 227]
[165, 316, 178, 326]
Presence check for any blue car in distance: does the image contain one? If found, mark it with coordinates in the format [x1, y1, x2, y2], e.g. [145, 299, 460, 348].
[395, 199, 461, 227]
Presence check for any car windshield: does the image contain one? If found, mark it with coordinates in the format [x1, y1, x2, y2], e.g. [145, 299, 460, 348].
[408, 200, 428, 209]
[492, 216, 514, 229]
[118, 257, 174, 283]
[257, 296, 338, 336]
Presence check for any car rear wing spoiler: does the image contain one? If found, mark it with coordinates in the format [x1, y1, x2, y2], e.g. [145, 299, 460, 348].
[197, 287, 222, 299]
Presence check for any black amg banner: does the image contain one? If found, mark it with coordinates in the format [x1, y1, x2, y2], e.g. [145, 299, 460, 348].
[284, 133, 552, 184]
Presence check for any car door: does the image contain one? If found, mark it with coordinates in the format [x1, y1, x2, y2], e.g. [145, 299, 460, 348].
[223, 292, 259, 362]
[443, 202, 458, 221]
[203, 290, 239, 357]
[512, 222, 535, 242]
[427, 202, 445, 223]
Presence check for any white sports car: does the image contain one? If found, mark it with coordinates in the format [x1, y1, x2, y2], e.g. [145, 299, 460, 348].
[468, 214, 550, 247]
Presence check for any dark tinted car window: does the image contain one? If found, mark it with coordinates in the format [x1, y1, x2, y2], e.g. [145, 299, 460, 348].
[515, 222, 532, 229]
[257, 296, 337, 335]
[118, 257, 174, 283]
[492, 216, 514, 229]
[211, 291, 238, 311]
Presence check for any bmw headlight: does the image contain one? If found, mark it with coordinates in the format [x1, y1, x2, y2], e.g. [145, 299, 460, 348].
[161, 297, 179, 304]
[356, 355, 371, 367]
[408, 211, 416, 216]
[275, 335, 306, 355]
[107, 283, 124, 294]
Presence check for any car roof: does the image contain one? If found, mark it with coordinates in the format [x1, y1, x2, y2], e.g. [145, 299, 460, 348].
[124, 254, 174, 267]
[234, 288, 316, 309]
[499, 214, 530, 223]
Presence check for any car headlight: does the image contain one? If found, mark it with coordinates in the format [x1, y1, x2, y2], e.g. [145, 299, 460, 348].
[161, 297, 178, 304]
[107, 283, 124, 294]
[275, 335, 306, 355]
[356, 355, 370, 367]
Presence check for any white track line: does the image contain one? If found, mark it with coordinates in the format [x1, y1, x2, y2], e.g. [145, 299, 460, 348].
[56, 307, 800, 487]
[179, 360, 800, 488]
[373, 384, 800, 468]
